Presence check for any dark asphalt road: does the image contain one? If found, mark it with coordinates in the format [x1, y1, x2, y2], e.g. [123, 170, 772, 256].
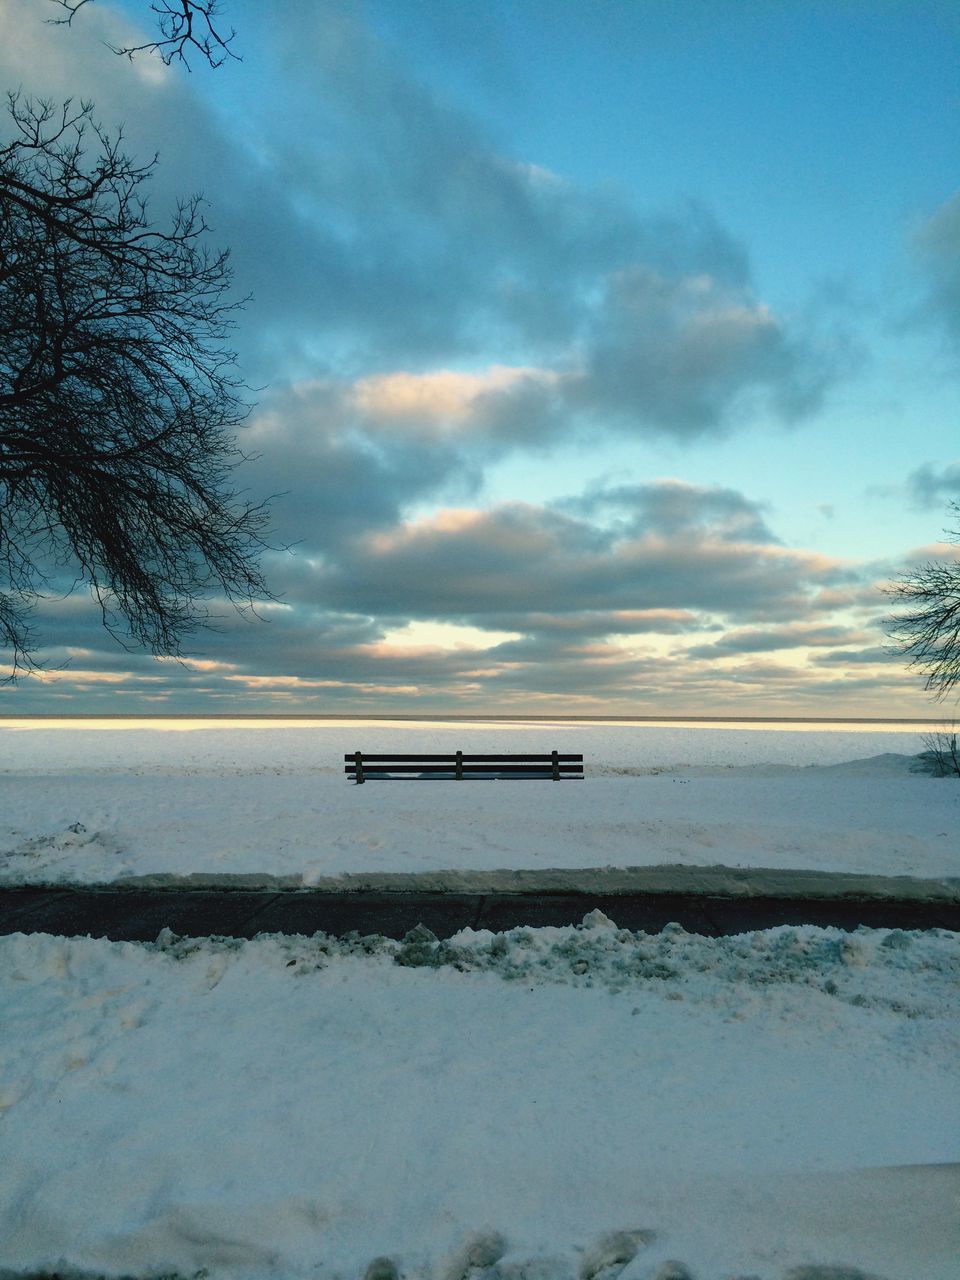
[1, 885, 957, 941]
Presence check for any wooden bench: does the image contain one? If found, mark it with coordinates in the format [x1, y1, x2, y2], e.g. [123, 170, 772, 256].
[344, 751, 584, 783]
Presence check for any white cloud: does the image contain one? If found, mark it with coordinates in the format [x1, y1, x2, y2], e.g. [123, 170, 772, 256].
[351, 365, 561, 433]
[376, 620, 523, 651]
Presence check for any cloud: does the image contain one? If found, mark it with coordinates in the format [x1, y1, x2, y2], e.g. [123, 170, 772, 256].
[686, 623, 868, 659]
[560, 480, 779, 544]
[566, 267, 834, 434]
[243, 380, 790, 592]
[915, 192, 960, 348]
[1, 0, 841, 435]
[810, 646, 899, 666]
[311, 484, 852, 629]
[477, 609, 699, 637]
[5, 475, 867, 702]
[906, 461, 960, 510]
[238, 380, 486, 555]
[256, 3, 840, 431]
[349, 365, 566, 447]
[1, 1, 906, 715]
[894, 540, 960, 570]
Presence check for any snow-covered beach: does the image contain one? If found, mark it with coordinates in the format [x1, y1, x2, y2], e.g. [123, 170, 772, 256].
[1, 720, 958, 885]
[1, 720, 958, 1280]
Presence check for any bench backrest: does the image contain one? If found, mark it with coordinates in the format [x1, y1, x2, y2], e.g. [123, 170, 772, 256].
[344, 751, 583, 782]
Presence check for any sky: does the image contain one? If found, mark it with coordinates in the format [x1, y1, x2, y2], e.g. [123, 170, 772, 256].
[1, 0, 959, 717]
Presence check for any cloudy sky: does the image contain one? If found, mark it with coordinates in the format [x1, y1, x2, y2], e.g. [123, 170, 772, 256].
[2, 0, 959, 716]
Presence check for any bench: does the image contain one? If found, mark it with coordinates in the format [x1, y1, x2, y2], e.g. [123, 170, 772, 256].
[344, 751, 584, 783]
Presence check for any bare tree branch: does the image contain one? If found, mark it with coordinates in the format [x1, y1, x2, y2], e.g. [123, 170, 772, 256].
[914, 722, 960, 776]
[886, 503, 960, 700]
[0, 94, 275, 680]
[48, 0, 239, 70]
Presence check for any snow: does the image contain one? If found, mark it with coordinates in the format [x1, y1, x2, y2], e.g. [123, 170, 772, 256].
[1, 721, 958, 885]
[2, 721, 958, 1278]
[1, 917, 958, 1279]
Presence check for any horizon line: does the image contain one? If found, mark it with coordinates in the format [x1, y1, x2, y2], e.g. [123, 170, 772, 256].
[0, 713, 945, 725]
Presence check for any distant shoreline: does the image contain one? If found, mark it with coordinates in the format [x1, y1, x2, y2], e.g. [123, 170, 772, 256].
[0, 713, 943, 725]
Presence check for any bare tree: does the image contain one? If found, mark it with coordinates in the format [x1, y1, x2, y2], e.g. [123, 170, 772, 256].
[0, 93, 272, 678]
[887, 503, 960, 700]
[49, 0, 239, 70]
[914, 722, 960, 777]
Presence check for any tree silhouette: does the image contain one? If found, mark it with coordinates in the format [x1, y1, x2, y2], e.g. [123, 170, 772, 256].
[49, 0, 239, 69]
[887, 504, 960, 700]
[0, 94, 272, 678]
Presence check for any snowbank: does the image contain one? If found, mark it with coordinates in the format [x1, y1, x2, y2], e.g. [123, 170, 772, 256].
[1, 918, 957, 1279]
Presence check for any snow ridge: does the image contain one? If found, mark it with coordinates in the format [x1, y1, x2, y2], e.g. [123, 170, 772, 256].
[141, 913, 959, 1026]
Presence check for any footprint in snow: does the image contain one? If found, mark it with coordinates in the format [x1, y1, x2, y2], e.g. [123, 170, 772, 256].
[444, 1231, 508, 1280]
[578, 1229, 655, 1280]
[653, 1263, 695, 1280]
[365, 1257, 399, 1280]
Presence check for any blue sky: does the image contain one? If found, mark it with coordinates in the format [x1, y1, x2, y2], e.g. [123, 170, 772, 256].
[1, 0, 959, 715]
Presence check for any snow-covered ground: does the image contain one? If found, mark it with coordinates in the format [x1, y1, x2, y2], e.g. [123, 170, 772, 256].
[2, 722, 958, 1279]
[1, 720, 958, 885]
[2, 917, 958, 1280]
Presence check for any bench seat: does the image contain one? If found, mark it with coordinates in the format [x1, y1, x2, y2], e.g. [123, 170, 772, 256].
[344, 751, 583, 783]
